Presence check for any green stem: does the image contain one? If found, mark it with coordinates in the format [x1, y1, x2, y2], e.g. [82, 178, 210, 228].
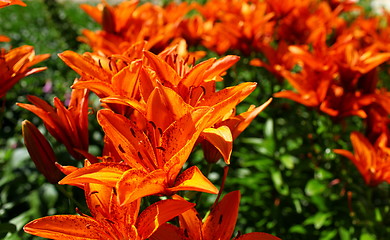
[205, 162, 213, 177]
[56, 184, 89, 214]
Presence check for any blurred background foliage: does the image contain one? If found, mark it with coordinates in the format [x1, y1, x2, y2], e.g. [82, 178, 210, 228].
[0, 0, 389, 239]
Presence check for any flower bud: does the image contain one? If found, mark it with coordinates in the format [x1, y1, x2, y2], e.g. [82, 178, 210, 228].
[22, 120, 64, 184]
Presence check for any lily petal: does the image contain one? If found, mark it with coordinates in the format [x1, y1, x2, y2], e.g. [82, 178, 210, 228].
[274, 90, 319, 107]
[72, 81, 115, 98]
[59, 162, 131, 187]
[24, 215, 109, 240]
[98, 109, 157, 171]
[163, 107, 214, 180]
[182, 58, 216, 87]
[144, 50, 182, 86]
[201, 126, 233, 164]
[136, 199, 195, 239]
[198, 82, 257, 126]
[149, 223, 187, 240]
[203, 55, 240, 81]
[233, 232, 281, 240]
[101, 96, 147, 114]
[169, 166, 218, 194]
[59, 51, 111, 83]
[203, 191, 240, 240]
[333, 149, 354, 162]
[146, 85, 194, 130]
[173, 195, 203, 240]
[231, 98, 273, 139]
[117, 169, 167, 206]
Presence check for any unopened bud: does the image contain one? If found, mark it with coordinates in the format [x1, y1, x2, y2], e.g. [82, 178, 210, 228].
[22, 120, 64, 184]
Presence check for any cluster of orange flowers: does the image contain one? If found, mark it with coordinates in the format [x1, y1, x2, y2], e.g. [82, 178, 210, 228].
[227, 0, 390, 186]
[258, 0, 390, 186]
[7, 0, 390, 238]
[12, 1, 281, 239]
[0, 1, 49, 99]
[74, 0, 390, 188]
[20, 43, 277, 240]
[78, 0, 193, 55]
[76, 1, 390, 118]
[237, 0, 390, 187]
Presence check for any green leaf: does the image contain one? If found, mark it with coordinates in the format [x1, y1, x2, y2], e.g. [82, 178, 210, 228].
[360, 232, 376, 240]
[0, 223, 16, 233]
[303, 212, 332, 229]
[264, 118, 274, 139]
[315, 168, 333, 180]
[320, 229, 338, 240]
[293, 199, 302, 213]
[305, 179, 326, 196]
[271, 169, 289, 195]
[280, 154, 297, 169]
[339, 227, 351, 240]
[359, 228, 377, 240]
[375, 208, 382, 222]
[289, 225, 306, 234]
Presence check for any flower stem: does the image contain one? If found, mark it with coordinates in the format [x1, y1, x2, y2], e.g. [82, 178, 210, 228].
[56, 184, 89, 214]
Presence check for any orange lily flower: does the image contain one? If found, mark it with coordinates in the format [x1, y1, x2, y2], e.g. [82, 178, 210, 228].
[0, 0, 26, 8]
[201, 98, 273, 164]
[150, 191, 281, 240]
[108, 49, 260, 161]
[59, 107, 218, 206]
[365, 90, 390, 142]
[102, 80, 260, 166]
[60, 45, 258, 165]
[328, 0, 361, 12]
[0, 45, 49, 98]
[59, 41, 204, 112]
[101, 49, 260, 164]
[337, 16, 382, 50]
[366, 107, 390, 143]
[22, 120, 64, 184]
[59, 47, 144, 115]
[17, 87, 90, 161]
[273, 43, 337, 108]
[317, 36, 390, 118]
[179, 15, 206, 46]
[61, 40, 248, 123]
[265, 0, 312, 18]
[0, 35, 10, 42]
[334, 132, 390, 186]
[331, 41, 390, 90]
[24, 179, 196, 240]
[58, 40, 206, 117]
[141, 50, 253, 119]
[192, 0, 275, 55]
[318, 86, 375, 119]
[305, 2, 349, 44]
[273, 23, 390, 119]
[79, 0, 191, 55]
[272, 0, 315, 44]
[250, 41, 292, 81]
[269, 0, 353, 45]
[79, 0, 140, 55]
